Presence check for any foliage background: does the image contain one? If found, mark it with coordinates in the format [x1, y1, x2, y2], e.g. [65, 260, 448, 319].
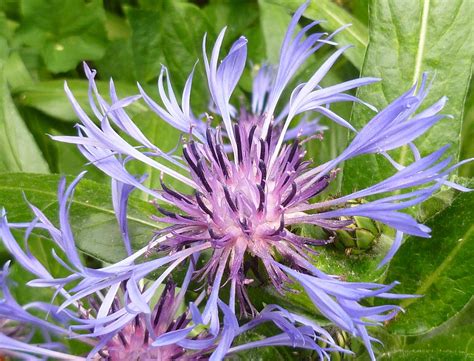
[0, 0, 472, 360]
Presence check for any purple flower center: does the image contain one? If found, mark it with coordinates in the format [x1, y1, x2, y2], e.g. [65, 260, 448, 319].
[156, 112, 333, 313]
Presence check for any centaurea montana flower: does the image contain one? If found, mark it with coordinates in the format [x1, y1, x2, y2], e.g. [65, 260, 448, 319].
[49, 1, 471, 359]
[0, 262, 81, 361]
[0, 176, 213, 360]
[0, 175, 345, 360]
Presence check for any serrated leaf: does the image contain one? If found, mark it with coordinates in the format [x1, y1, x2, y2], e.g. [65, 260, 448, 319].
[343, 0, 473, 193]
[0, 173, 156, 264]
[381, 181, 474, 335]
[264, 0, 368, 69]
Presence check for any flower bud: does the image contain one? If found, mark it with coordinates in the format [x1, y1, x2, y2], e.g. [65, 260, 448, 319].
[335, 216, 380, 254]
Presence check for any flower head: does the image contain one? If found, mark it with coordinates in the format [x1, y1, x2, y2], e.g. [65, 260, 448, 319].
[0, 175, 344, 360]
[40, 0, 471, 360]
[0, 176, 215, 360]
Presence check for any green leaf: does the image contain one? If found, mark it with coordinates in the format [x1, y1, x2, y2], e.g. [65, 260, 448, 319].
[104, 11, 131, 41]
[264, 0, 369, 69]
[126, 1, 211, 111]
[159, 2, 211, 112]
[205, 0, 264, 63]
[361, 298, 474, 360]
[15, 0, 107, 73]
[0, 63, 49, 172]
[381, 181, 474, 335]
[460, 78, 474, 178]
[311, 234, 391, 283]
[4, 51, 33, 89]
[343, 0, 473, 193]
[0, 173, 156, 264]
[126, 5, 165, 83]
[95, 39, 137, 83]
[127, 3, 207, 73]
[348, 0, 370, 26]
[257, 0, 291, 63]
[12, 79, 145, 122]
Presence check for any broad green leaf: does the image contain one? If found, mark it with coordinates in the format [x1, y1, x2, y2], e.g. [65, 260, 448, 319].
[265, 0, 369, 69]
[126, 5, 165, 83]
[159, 2, 211, 111]
[0, 1, 19, 20]
[95, 39, 137, 83]
[460, 78, 474, 178]
[94, 12, 134, 81]
[4, 51, 32, 89]
[127, 1, 211, 111]
[348, 0, 369, 26]
[381, 182, 474, 335]
[13, 79, 145, 121]
[0, 173, 156, 264]
[357, 298, 474, 360]
[0, 11, 15, 45]
[0, 64, 49, 172]
[104, 11, 131, 41]
[343, 0, 473, 193]
[15, 0, 107, 73]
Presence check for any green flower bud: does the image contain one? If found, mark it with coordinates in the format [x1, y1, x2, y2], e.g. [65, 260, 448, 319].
[334, 216, 381, 254]
[354, 216, 379, 234]
[355, 229, 376, 249]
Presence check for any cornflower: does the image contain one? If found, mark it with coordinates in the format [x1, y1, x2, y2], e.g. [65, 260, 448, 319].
[0, 174, 344, 360]
[40, 0, 471, 359]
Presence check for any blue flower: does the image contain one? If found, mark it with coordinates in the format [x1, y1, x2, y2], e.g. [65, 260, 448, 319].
[1, 175, 341, 360]
[8, 0, 473, 360]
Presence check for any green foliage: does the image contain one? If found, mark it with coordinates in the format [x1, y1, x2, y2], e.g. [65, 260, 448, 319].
[0, 0, 472, 359]
[15, 0, 108, 73]
[383, 179, 474, 335]
[370, 299, 474, 361]
[343, 0, 473, 194]
[0, 63, 49, 172]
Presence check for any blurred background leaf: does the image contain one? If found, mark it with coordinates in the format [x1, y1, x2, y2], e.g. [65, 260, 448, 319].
[0, 63, 49, 172]
[15, 0, 108, 73]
